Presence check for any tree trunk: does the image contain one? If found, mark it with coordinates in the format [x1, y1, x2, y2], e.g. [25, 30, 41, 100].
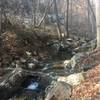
[53, 0, 62, 40]
[0, 7, 2, 33]
[32, 0, 36, 28]
[70, 0, 73, 28]
[95, 0, 100, 48]
[65, 0, 69, 38]
[37, 0, 53, 27]
[88, 0, 96, 39]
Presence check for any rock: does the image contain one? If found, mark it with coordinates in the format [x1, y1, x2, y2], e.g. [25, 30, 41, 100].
[74, 39, 96, 52]
[27, 58, 39, 64]
[65, 52, 90, 73]
[0, 68, 25, 100]
[63, 60, 70, 68]
[50, 40, 60, 53]
[0, 68, 52, 100]
[26, 58, 42, 70]
[45, 81, 72, 100]
[89, 39, 96, 50]
[66, 38, 73, 42]
[28, 63, 36, 69]
[58, 73, 84, 86]
[26, 51, 32, 56]
[0, 68, 4, 76]
[66, 73, 84, 86]
[15, 60, 26, 69]
[52, 62, 64, 69]
[71, 53, 87, 68]
[20, 58, 26, 63]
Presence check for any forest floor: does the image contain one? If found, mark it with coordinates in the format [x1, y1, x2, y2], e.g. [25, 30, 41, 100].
[72, 64, 100, 100]
[0, 31, 100, 100]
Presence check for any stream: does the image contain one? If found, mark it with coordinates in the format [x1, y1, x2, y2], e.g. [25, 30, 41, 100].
[8, 52, 72, 100]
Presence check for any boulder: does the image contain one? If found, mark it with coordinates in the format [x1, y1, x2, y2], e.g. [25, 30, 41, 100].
[26, 58, 42, 70]
[74, 39, 96, 52]
[65, 52, 96, 73]
[0, 68, 51, 100]
[70, 53, 87, 69]
[45, 81, 72, 100]
[63, 60, 71, 68]
[57, 73, 84, 86]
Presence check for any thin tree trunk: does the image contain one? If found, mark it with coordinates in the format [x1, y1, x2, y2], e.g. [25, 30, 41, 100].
[36, 0, 40, 24]
[53, 0, 62, 40]
[70, 0, 73, 28]
[32, 0, 36, 28]
[65, 0, 69, 38]
[87, 0, 93, 38]
[37, 0, 53, 27]
[0, 7, 2, 33]
[88, 0, 96, 38]
[88, 0, 96, 21]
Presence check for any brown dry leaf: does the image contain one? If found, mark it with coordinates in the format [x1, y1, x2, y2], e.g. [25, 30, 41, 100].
[71, 64, 100, 100]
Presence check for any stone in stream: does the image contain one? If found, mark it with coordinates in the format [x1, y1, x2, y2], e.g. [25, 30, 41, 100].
[26, 51, 32, 57]
[28, 63, 36, 69]
[27, 58, 42, 70]
[70, 53, 87, 70]
[75, 39, 96, 52]
[44, 81, 72, 100]
[57, 73, 84, 86]
[63, 60, 71, 68]
[64, 52, 96, 73]
[20, 58, 26, 63]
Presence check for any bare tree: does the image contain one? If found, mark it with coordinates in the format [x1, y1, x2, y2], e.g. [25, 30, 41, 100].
[70, 0, 73, 28]
[87, 0, 96, 36]
[95, 0, 100, 48]
[53, 0, 62, 40]
[65, 0, 69, 38]
[32, 0, 36, 28]
[37, 0, 53, 27]
[0, 7, 2, 33]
